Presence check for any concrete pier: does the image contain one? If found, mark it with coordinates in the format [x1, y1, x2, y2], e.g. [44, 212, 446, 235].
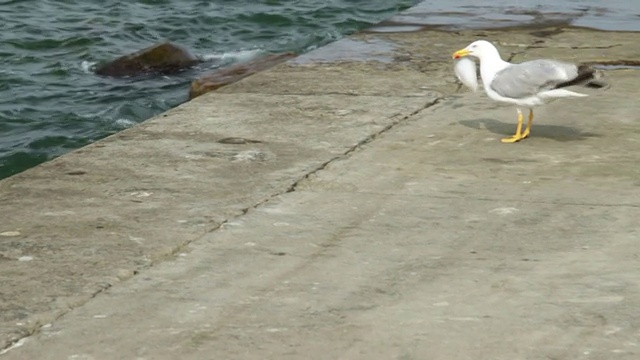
[1, 6, 640, 359]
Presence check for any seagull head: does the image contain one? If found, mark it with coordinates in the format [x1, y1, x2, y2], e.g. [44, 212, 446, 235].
[452, 40, 500, 61]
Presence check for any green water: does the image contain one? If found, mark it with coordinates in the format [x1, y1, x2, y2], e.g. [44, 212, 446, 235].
[0, 0, 419, 179]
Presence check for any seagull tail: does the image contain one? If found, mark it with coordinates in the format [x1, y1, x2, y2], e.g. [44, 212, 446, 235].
[555, 64, 610, 90]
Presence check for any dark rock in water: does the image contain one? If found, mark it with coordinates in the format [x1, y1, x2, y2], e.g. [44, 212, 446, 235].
[96, 42, 200, 77]
[189, 52, 297, 100]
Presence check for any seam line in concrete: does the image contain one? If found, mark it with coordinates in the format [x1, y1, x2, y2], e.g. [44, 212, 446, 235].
[291, 191, 640, 209]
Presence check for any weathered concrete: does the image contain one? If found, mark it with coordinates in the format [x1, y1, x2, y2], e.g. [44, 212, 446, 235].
[1, 8, 640, 360]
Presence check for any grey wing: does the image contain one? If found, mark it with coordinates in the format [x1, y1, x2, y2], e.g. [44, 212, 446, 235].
[490, 60, 579, 99]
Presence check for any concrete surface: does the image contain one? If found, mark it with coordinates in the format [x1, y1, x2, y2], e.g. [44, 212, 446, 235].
[1, 6, 640, 360]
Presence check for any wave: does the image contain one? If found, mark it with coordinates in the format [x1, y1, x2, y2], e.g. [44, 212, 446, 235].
[80, 60, 97, 74]
[198, 49, 265, 66]
[112, 118, 136, 129]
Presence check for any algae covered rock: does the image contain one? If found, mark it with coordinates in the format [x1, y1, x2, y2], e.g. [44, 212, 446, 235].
[96, 42, 200, 77]
[189, 52, 297, 99]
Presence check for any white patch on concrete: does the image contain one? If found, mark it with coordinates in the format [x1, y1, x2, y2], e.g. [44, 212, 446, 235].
[433, 301, 450, 307]
[273, 222, 290, 227]
[0, 231, 21, 237]
[232, 150, 268, 162]
[43, 210, 77, 216]
[258, 206, 292, 215]
[128, 236, 145, 244]
[266, 328, 287, 333]
[93, 314, 108, 319]
[188, 305, 207, 314]
[604, 326, 622, 335]
[184, 154, 205, 160]
[221, 221, 243, 227]
[18, 256, 34, 262]
[489, 207, 520, 215]
[448, 317, 482, 322]
[564, 296, 624, 303]
[335, 109, 352, 116]
[130, 191, 153, 198]
[68, 355, 96, 360]
[0, 337, 28, 355]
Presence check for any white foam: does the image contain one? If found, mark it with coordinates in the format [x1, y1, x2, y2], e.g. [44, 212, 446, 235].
[200, 49, 264, 64]
[80, 61, 97, 74]
[113, 118, 136, 129]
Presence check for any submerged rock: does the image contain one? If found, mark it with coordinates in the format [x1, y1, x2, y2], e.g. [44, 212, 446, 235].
[96, 42, 200, 77]
[189, 52, 297, 99]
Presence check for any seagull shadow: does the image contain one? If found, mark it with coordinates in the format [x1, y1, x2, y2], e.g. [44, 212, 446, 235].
[459, 118, 602, 142]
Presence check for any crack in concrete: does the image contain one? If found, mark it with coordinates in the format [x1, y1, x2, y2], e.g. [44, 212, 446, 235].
[287, 98, 443, 193]
[0, 281, 115, 354]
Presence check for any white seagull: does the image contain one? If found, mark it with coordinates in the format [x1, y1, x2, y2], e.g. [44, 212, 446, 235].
[452, 40, 607, 143]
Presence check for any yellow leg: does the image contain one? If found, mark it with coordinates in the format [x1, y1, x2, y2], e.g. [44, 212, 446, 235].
[522, 109, 534, 139]
[501, 109, 525, 143]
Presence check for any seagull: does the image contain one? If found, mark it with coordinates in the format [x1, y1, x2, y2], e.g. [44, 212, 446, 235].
[452, 40, 607, 143]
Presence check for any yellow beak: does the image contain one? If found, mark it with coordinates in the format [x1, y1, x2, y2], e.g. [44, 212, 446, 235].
[452, 48, 470, 59]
